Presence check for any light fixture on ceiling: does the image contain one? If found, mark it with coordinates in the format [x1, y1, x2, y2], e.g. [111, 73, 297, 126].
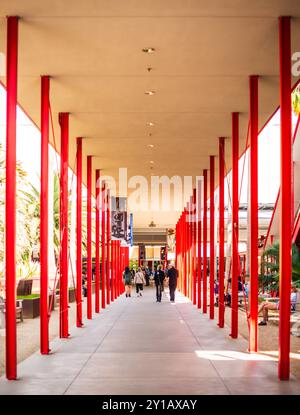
[148, 220, 156, 228]
[149, 160, 154, 164]
[147, 122, 155, 127]
[147, 144, 154, 148]
[144, 90, 156, 95]
[142, 47, 155, 53]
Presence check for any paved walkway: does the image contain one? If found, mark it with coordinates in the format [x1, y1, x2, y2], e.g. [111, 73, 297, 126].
[0, 287, 299, 395]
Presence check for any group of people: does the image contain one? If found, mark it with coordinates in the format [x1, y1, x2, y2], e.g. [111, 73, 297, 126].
[123, 264, 179, 303]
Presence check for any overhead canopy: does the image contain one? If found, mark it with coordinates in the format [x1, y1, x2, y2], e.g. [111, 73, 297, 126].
[0, 0, 299, 228]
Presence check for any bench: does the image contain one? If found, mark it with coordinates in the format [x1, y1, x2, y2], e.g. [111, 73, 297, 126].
[0, 298, 23, 325]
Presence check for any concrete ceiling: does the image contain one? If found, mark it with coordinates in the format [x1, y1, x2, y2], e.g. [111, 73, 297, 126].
[0, 0, 300, 229]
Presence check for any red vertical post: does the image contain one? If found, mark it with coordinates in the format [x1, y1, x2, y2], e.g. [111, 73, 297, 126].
[95, 169, 100, 313]
[278, 16, 292, 380]
[5, 15, 19, 380]
[59, 112, 69, 338]
[183, 209, 187, 296]
[40, 75, 50, 354]
[231, 113, 239, 338]
[203, 169, 208, 314]
[76, 138, 83, 327]
[106, 189, 111, 304]
[192, 190, 197, 305]
[249, 76, 259, 349]
[209, 156, 215, 319]
[197, 180, 202, 309]
[218, 137, 225, 328]
[101, 182, 106, 308]
[111, 240, 115, 302]
[86, 155, 92, 319]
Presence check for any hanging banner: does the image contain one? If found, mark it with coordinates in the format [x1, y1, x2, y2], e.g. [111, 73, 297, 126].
[111, 197, 131, 246]
[167, 229, 175, 253]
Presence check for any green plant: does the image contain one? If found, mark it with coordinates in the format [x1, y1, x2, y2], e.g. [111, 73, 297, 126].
[262, 241, 300, 291]
[292, 86, 300, 115]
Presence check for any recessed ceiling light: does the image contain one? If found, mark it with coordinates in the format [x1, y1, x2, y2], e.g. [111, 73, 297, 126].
[147, 144, 154, 148]
[144, 90, 156, 95]
[150, 160, 154, 164]
[142, 47, 155, 53]
[147, 122, 155, 127]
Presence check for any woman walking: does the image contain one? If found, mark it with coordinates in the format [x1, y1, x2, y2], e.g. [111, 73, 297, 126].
[123, 266, 133, 298]
[134, 267, 146, 297]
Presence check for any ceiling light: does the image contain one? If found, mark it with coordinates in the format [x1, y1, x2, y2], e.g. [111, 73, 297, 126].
[147, 144, 154, 148]
[142, 47, 155, 53]
[148, 220, 156, 227]
[147, 122, 155, 127]
[144, 90, 155, 95]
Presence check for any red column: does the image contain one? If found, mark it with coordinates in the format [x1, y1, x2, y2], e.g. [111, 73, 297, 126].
[209, 156, 215, 319]
[203, 169, 208, 314]
[183, 209, 187, 296]
[5, 15, 19, 380]
[95, 169, 100, 313]
[86, 155, 92, 319]
[197, 180, 202, 309]
[76, 138, 83, 327]
[101, 182, 106, 308]
[106, 189, 111, 304]
[249, 76, 259, 349]
[40, 75, 50, 354]
[278, 16, 292, 380]
[59, 112, 69, 338]
[218, 137, 225, 328]
[111, 240, 115, 302]
[231, 113, 239, 338]
[192, 189, 197, 305]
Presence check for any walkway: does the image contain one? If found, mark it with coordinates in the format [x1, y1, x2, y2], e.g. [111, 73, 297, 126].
[0, 288, 299, 395]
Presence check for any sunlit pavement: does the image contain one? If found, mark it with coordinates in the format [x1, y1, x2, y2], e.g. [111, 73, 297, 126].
[0, 287, 299, 395]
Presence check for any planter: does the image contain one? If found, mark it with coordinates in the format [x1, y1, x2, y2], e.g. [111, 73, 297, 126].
[69, 288, 76, 303]
[20, 295, 54, 319]
[17, 279, 33, 296]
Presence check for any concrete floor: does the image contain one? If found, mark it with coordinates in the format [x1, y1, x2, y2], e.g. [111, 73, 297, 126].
[0, 287, 300, 395]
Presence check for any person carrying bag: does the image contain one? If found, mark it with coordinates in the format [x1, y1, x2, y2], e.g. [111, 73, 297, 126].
[134, 267, 146, 297]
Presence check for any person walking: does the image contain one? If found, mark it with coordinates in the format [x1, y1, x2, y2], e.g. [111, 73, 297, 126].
[154, 265, 165, 302]
[123, 266, 133, 298]
[167, 263, 179, 302]
[134, 267, 146, 297]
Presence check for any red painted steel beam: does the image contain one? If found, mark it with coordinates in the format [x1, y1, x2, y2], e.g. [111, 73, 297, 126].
[278, 16, 292, 381]
[111, 240, 115, 302]
[192, 189, 197, 305]
[203, 169, 208, 314]
[231, 113, 239, 338]
[87, 155, 93, 319]
[209, 156, 215, 319]
[249, 76, 259, 349]
[40, 75, 50, 354]
[59, 112, 69, 338]
[95, 169, 100, 313]
[101, 182, 106, 308]
[197, 180, 202, 309]
[106, 189, 111, 304]
[76, 138, 83, 327]
[5, 15, 19, 380]
[218, 137, 225, 328]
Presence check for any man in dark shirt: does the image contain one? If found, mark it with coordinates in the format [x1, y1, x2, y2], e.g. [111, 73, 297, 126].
[167, 264, 179, 302]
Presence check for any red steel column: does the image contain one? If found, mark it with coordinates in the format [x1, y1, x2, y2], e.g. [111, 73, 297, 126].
[40, 75, 50, 354]
[111, 240, 115, 302]
[183, 209, 187, 296]
[231, 113, 239, 338]
[278, 16, 292, 380]
[249, 76, 259, 349]
[192, 189, 197, 305]
[5, 15, 19, 380]
[59, 112, 69, 338]
[203, 169, 208, 314]
[218, 137, 225, 328]
[95, 169, 100, 313]
[76, 138, 83, 327]
[209, 156, 215, 319]
[197, 180, 202, 309]
[101, 182, 106, 308]
[106, 189, 111, 304]
[86, 155, 92, 319]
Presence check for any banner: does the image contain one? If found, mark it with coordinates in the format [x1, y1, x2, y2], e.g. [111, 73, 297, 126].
[111, 197, 131, 247]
